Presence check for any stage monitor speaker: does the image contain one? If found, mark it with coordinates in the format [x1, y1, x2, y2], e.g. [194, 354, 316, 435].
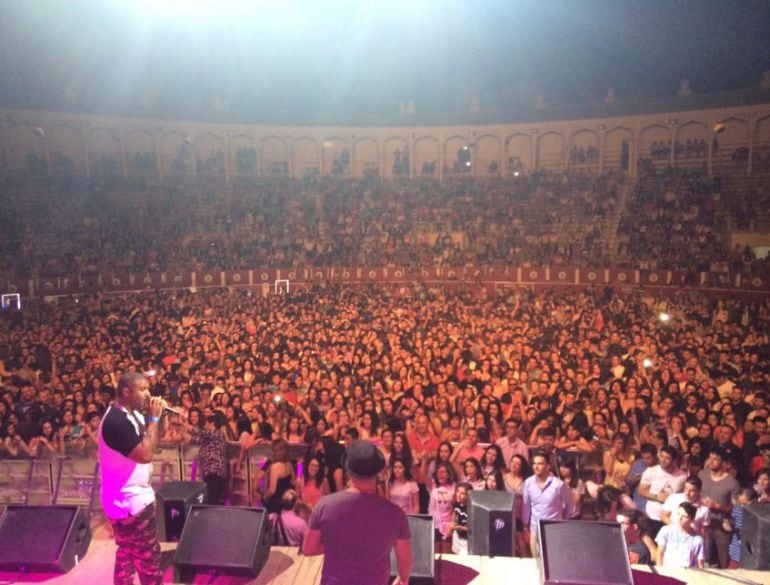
[156, 481, 207, 542]
[390, 514, 435, 584]
[468, 490, 515, 557]
[173, 505, 270, 579]
[740, 503, 770, 570]
[0, 505, 92, 573]
[537, 520, 632, 585]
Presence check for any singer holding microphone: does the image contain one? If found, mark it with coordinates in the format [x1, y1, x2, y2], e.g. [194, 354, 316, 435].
[98, 372, 167, 585]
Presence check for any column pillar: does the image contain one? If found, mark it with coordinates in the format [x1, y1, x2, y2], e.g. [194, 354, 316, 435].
[82, 126, 91, 178]
[438, 142, 444, 181]
[669, 126, 676, 168]
[598, 130, 605, 174]
[348, 137, 354, 179]
[223, 132, 230, 182]
[119, 134, 128, 180]
[155, 132, 163, 184]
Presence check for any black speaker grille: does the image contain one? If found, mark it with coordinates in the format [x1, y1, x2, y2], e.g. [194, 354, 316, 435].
[540, 520, 632, 585]
[174, 506, 266, 571]
[0, 506, 76, 564]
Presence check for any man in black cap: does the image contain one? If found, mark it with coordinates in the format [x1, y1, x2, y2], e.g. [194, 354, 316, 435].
[303, 439, 412, 585]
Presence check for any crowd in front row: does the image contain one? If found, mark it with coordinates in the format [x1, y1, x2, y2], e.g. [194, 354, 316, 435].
[1, 283, 770, 570]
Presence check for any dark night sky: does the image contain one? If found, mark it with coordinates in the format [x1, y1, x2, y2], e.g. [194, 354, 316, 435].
[1, 0, 769, 122]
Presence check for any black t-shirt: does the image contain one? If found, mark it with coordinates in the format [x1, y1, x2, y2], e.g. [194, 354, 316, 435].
[101, 406, 143, 457]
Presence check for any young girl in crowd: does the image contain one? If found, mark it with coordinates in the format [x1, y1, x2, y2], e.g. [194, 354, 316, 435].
[427, 441, 454, 488]
[462, 457, 486, 491]
[450, 483, 471, 555]
[428, 462, 456, 553]
[485, 469, 506, 492]
[503, 454, 532, 556]
[296, 454, 328, 510]
[387, 456, 419, 515]
[481, 444, 507, 480]
[557, 458, 585, 519]
[603, 432, 635, 491]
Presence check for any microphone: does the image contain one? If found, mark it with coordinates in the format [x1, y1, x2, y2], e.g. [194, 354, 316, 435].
[163, 405, 182, 416]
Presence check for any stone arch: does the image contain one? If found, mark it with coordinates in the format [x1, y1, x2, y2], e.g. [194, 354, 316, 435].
[321, 136, 349, 175]
[713, 117, 750, 170]
[504, 133, 532, 174]
[161, 131, 193, 177]
[353, 137, 378, 178]
[474, 134, 501, 175]
[604, 127, 634, 172]
[568, 129, 600, 169]
[291, 137, 320, 177]
[48, 123, 85, 174]
[88, 127, 122, 177]
[229, 134, 257, 175]
[261, 135, 289, 175]
[414, 136, 439, 177]
[195, 133, 225, 178]
[384, 136, 409, 178]
[125, 129, 156, 176]
[754, 115, 770, 170]
[4, 123, 45, 170]
[674, 121, 709, 164]
[444, 135, 470, 174]
[639, 124, 672, 163]
[536, 131, 565, 169]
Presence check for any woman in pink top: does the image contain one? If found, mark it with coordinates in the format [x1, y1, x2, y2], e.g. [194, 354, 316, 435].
[386, 456, 419, 515]
[297, 455, 329, 510]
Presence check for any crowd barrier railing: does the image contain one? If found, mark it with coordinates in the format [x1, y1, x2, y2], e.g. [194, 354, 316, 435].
[0, 441, 312, 512]
[4, 264, 770, 298]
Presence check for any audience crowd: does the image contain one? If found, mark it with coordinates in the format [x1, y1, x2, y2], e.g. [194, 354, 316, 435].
[1, 166, 770, 567]
[0, 281, 769, 565]
[0, 169, 721, 280]
[618, 167, 770, 278]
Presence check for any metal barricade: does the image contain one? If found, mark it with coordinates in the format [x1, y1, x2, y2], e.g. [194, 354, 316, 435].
[0, 459, 53, 505]
[151, 443, 183, 489]
[180, 444, 200, 481]
[52, 455, 101, 519]
[0, 441, 311, 512]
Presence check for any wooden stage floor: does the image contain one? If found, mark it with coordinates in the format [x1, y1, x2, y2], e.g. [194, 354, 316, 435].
[0, 539, 768, 585]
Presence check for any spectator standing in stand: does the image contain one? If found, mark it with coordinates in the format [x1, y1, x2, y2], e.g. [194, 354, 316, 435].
[522, 450, 575, 556]
[699, 448, 740, 568]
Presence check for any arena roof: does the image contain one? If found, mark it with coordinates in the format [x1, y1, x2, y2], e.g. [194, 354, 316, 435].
[1, 0, 769, 125]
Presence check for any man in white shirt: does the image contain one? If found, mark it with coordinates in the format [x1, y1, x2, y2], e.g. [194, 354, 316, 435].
[638, 445, 687, 536]
[661, 475, 711, 533]
[98, 372, 168, 585]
